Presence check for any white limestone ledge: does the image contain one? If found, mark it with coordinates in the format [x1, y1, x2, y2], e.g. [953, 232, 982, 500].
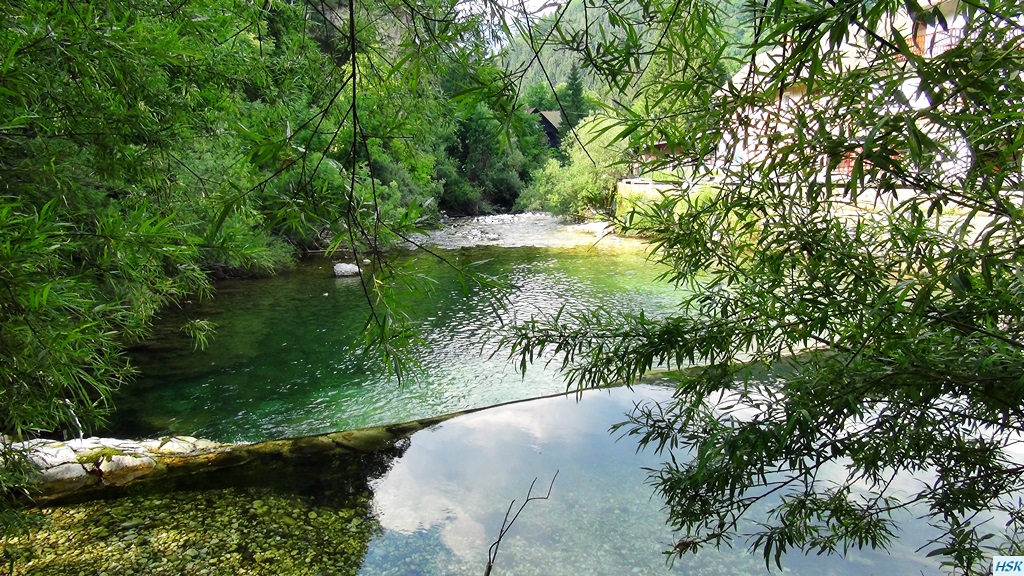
[10, 436, 233, 501]
[5, 412, 461, 504]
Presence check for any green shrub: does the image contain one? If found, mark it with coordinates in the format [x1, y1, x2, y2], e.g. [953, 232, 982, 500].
[518, 115, 629, 218]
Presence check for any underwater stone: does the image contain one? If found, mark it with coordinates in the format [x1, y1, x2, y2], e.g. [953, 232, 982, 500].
[329, 428, 396, 453]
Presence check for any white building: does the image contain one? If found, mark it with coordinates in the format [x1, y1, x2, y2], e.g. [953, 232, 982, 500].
[716, 0, 975, 183]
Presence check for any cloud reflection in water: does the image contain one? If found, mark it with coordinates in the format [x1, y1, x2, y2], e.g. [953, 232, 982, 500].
[360, 385, 944, 576]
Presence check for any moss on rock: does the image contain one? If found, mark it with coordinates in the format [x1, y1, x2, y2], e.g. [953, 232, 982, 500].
[74, 447, 127, 464]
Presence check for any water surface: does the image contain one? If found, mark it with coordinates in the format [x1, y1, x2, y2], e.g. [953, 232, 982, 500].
[359, 383, 943, 576]
[111, 235, 681, 442]
[8, 385, 945, 576]
[67, 215, 951, 575]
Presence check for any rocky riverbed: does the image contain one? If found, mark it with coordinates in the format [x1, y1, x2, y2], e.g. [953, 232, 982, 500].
[0, 425, 419, 575]
[0, 485, 377, 575]
[411, 213, 637, 250]
[0, 411, 484, 574]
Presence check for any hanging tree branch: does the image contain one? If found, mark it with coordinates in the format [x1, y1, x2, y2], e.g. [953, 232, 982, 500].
[484, 471, 558, 576]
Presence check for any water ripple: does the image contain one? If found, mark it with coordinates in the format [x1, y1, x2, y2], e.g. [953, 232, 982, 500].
[112, 244, 681, 442]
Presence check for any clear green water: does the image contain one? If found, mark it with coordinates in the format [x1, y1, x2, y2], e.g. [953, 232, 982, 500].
[82, 230, 945, 575]
[109, 244, 681, 442]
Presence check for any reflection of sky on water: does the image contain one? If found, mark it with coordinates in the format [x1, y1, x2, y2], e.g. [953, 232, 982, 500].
[700, 383, 1020, 513]
[360, 385, 946, 576]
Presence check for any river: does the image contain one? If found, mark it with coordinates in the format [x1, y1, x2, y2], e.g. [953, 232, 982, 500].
[106, 214, 678, 442]
[2, 215, 947, 576]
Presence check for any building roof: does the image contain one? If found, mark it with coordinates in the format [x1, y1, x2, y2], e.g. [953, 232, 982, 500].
[538, 110, 562, 130]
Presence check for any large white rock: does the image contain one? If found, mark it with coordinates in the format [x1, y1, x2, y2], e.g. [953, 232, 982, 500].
[98, 454, 156, 486]
[36, 462, 96, 494]
[333, 262, 360, 277]
[191, 439, 222, 451]
[8, 434, 237, 500]
[144, 437, 196, 455]
[27, 445, 77, 469]
[65, 437, 104, 451]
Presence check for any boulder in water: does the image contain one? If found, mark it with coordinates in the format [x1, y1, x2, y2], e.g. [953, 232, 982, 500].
[333, 262, 360, 277]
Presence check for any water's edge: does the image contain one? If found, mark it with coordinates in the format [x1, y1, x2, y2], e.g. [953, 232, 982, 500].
[13, 387, 609, 505]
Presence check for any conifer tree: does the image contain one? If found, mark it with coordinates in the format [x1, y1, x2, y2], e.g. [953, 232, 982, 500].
[561, 63, 588, 130]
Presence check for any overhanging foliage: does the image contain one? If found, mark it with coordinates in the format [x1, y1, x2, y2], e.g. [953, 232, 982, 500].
[502, 0, 1024, 572]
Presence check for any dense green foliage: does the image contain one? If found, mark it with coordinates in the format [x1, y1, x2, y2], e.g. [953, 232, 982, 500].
[1, 0, 284, 450]
[504, 0, 1024, 572]
[502, 0, 748, 99]
[560, 64, 589, 131]
[502, 1, 607, 93]
[438, 103, 550, 213]
[505, 0, 736, 218]
[0, 0, 547, 513]
[516, 116, 629, 217]
[521, 81, 560, 110]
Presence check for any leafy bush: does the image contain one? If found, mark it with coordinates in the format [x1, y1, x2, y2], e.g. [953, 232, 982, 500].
[517, 115, 629, 218]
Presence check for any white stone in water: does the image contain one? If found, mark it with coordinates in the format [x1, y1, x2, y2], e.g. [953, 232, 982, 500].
[191, 439, 222, 451]
[37, 462, 94, 493]
[333, 262, 360, 276]
[150, 437, 197, 454]
[105, 440, 146, 454]
[65, 437, 103, 451]
[20, 438, 55, 449]
[41, 462, 89, 481]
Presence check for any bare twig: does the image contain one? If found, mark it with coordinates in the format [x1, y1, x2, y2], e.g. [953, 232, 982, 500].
[484, 471, 558, 576]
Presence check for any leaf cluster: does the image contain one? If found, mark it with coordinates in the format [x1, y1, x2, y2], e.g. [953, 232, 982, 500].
[0, 0, 551, 529]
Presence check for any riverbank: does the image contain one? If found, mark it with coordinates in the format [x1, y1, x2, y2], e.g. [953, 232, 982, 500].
[407, 212, 640, 250]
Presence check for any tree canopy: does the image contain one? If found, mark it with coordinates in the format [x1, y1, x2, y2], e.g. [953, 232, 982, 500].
[0, 0, 547, 510]
[503, 0, 1024, 572]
